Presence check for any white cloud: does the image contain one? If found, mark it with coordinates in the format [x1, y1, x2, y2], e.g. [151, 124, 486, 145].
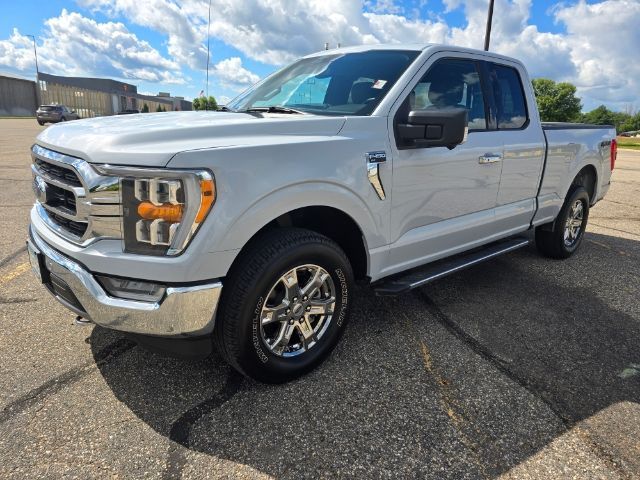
[79, 0, 209, 70]
[211, 57, 260, 91]
[0, 9, 184, 84]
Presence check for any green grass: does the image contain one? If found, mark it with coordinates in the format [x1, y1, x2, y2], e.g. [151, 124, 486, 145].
[617, 136, 640, 150]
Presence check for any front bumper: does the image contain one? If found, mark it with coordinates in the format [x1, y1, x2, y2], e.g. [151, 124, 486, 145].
[28, 227, 223, 337]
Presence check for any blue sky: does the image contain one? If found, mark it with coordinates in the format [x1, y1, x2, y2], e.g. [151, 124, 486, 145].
[0, 0, 638, 110]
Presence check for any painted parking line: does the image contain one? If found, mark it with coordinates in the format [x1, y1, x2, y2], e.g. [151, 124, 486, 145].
[0, 262, 30, 287]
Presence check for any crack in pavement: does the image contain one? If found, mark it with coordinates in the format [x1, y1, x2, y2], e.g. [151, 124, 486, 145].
[162, 372, 243, 480]
[415, 289, 631, 478]
[416, 289, 572, 426]
[0, 338, 136, 425]
[0, 246, 27, 271]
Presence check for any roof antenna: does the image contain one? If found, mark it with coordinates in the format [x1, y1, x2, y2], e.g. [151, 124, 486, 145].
[205, 0, 212, 110]
[484, 0, 494, 51]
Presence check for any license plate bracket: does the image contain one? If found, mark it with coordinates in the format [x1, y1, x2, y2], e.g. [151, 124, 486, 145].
[27, 241, 48, 284]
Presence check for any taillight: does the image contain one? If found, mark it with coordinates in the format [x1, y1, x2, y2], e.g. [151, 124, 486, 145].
[610, 138, 617, 171]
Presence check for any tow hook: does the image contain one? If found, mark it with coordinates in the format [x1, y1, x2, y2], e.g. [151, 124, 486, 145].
[74, 316, 92, 326]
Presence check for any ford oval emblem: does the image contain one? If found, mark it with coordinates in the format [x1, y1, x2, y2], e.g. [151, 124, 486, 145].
[33, 175, 48, 203]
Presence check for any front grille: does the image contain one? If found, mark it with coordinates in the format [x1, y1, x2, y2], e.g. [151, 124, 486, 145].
[34, 158, 82, 187]
[31, 144, 121, 244]
[46, 183, 77, 215]
[48, 212, 88, 237]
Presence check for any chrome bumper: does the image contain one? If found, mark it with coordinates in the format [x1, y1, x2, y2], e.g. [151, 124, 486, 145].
[28, 227, 222, 337]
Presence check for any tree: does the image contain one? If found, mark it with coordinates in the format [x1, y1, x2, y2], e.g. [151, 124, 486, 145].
[531, 78, 582, 122]
[582, 105, 637, 133]
[156, 104, 164, 112]
[193, 95, 218, 111]
[141, 103, 149, 113]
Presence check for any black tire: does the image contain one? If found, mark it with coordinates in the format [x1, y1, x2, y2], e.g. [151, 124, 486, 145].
[213, 228, 353, 383]
[535, 186, 590, 259]
[37, 120, 44, 126]
[60, 117, 66, 122]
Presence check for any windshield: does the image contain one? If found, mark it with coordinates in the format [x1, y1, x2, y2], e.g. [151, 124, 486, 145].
[227, 50, 420, 116]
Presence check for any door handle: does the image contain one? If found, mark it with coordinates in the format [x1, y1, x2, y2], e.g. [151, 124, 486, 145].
[478, 154, 502, 164]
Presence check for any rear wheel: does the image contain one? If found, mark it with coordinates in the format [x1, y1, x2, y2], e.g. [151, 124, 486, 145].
[213, 228, 353, 383]
[535, 186, 590, 259]
[37, 120, 44, 125]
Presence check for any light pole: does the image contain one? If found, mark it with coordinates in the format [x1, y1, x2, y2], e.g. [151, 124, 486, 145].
[484, 0, 495, 51]
[26, 34, 40, 106]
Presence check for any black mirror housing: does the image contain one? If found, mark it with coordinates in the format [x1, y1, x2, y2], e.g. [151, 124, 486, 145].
[397, 107, 468, 149]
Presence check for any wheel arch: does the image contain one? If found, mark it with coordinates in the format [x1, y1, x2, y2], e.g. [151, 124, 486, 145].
[569, 164, 598, 205]
[226, 205, 371, 282]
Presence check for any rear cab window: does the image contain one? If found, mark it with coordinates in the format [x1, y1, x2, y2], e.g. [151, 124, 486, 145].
[486, 63, 528, 129]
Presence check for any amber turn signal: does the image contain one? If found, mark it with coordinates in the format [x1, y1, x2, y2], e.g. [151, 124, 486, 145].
[196, 179, 215, 223]
[137, 202, 183, 222]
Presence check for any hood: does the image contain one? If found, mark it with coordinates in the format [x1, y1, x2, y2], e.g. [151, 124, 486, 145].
[35, 111, 346, 167]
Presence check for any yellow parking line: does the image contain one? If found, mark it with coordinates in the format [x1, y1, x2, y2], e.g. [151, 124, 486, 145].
[0, 262, 30, 286]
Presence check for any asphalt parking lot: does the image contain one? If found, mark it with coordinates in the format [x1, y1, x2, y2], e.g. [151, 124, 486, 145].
[1, 118, 639, 479]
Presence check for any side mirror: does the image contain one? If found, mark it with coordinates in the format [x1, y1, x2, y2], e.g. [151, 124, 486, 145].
[397, 107, 468, 149]
[71, 110, 76, 114]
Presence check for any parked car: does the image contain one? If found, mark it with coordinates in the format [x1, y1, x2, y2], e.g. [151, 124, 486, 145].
[36, 105, 79, 125]
[117, 109, 141, 115]
[27, 44, 616, 383]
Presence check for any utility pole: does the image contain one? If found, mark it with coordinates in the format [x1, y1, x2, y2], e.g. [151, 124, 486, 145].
[484, 0, 495, 51]
[26, 34, 40, 107]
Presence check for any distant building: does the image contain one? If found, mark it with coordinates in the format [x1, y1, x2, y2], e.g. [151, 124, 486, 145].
[37, 73, 192, 117]
[0, 71, 192, 117]
[0, 72, 38, 116]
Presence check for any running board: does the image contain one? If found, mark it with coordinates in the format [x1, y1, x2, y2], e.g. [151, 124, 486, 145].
[373, 237, 530, 296]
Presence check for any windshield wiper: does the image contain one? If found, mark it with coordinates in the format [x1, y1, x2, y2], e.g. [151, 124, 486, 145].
[218, 106, 236, 112]
[242, 105, 305, 114]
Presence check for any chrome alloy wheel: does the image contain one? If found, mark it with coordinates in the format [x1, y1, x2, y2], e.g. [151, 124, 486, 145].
[564, 199, 584, 247]
[260, 264, 336, 357]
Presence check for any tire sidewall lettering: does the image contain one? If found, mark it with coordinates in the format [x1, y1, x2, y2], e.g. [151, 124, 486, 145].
[334, 267, 349, 327]
[251, 296, 270, 363]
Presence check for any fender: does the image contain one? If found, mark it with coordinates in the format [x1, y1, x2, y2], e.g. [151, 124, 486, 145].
[216, 181, 382, 255]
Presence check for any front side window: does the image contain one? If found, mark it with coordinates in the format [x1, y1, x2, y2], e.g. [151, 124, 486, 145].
[396, 58, 487, 130]
[487, 63, 528, 129]
[226, 50, 419, 116]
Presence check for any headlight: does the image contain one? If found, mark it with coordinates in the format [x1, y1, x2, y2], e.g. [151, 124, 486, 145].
[96, 166, 215, 256]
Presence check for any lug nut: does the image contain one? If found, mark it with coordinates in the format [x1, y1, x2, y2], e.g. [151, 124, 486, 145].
[306, 306, 311, 312]
[289, 319, 294, 325]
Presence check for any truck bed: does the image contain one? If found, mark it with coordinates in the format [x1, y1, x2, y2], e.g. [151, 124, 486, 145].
[542, 122, 615, 130]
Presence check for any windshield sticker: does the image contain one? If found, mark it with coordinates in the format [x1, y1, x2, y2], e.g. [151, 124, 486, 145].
[372, 80, 387, 89]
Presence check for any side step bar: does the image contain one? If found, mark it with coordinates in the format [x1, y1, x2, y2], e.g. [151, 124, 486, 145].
[373, 236, 530, 296]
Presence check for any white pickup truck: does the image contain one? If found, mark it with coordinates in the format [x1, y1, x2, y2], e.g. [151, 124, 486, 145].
[27, 44, 617, 383]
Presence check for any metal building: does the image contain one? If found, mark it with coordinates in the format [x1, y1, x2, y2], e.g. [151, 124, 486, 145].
[37, 73, 191, 117]
[0, 72, 38, 116]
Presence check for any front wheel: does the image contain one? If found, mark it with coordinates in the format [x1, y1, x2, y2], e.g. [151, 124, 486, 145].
[536, 186, 590, 259]
[213, 228, 353, 383]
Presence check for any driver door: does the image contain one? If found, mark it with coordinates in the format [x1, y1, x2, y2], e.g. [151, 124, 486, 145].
[383, 55, 504, 276]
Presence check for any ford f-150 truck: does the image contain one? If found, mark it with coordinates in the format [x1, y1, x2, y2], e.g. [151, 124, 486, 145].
[27, 44, 617, 383]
